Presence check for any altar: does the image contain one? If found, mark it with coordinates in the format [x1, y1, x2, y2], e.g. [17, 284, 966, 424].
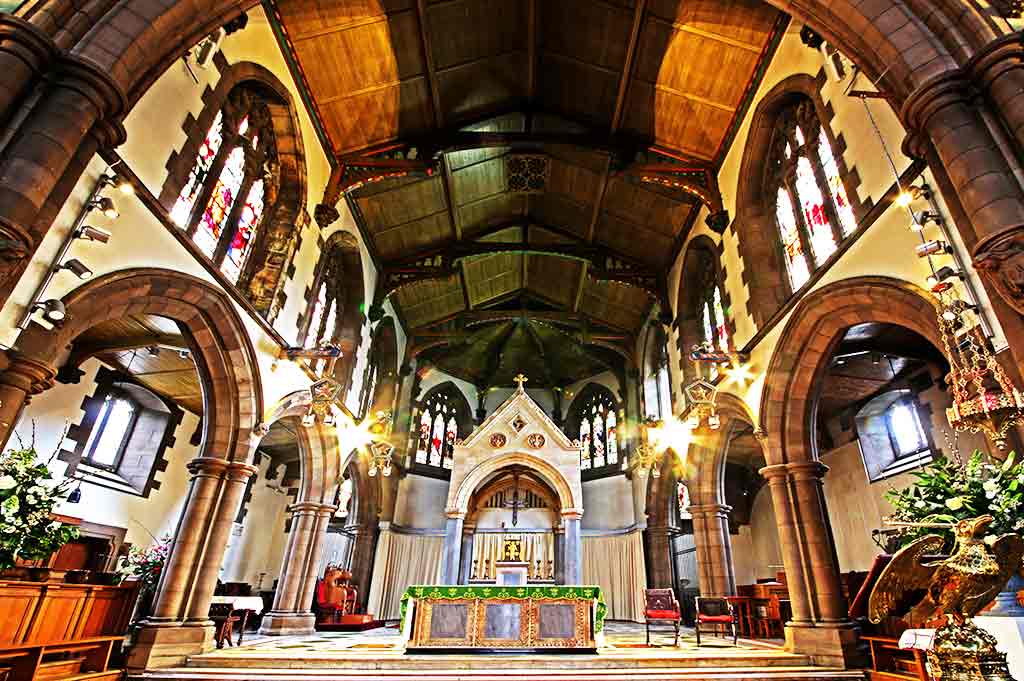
[401, 585, 606, 652]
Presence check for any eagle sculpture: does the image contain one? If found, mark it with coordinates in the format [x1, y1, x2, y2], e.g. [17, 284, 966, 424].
[869, 515, 1024, 627]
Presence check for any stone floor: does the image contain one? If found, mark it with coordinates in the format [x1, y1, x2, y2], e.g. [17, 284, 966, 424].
[136, 622, 867, 680]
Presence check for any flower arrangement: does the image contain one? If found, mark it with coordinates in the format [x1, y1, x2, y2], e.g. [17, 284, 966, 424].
[885, 450, 1024, 550]
[0, 442, 79, 570]
[122, 535, 171, 595]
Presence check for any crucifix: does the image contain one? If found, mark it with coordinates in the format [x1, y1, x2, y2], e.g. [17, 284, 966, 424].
[513, 373, 528, 391]
[504, 468, 527, 527]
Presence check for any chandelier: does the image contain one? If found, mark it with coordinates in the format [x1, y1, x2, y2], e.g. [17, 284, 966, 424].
[302, 378, 342, 426]
[366, 410, 394, 476]
[939, 305, 1024, 451]
[632, 418, 665, 478]
[682, 378, 721, 430]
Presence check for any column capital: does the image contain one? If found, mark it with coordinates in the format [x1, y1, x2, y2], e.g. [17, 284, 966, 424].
[445, 510, 466, 520]
[52, 55, 127, 145]
[688, 503, 732, 518]
[899, 72, 977, 154]
[0, 15, 58, 74]
[185, 457, 257, 480]
[0, 354, 56, 394]
[967, 34, 1024, 88]
[288, 501, 334, 514]
[759, 460, 829, 481]
[560, 508, 584, 520]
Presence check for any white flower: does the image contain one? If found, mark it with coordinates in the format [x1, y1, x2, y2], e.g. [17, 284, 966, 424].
[914, 500, 927, 509]
[945, 497, 964, 511]
[0, 476, 15, 491]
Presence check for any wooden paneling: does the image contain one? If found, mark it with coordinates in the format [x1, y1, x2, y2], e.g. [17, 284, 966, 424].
[0, 584, 40, 645]
[0, 581, 138, 646]
[463, 253, 523, 307]
[394, 275, 465, 327]
[580, 279, 649, 331]
[526, 255, 582, 309]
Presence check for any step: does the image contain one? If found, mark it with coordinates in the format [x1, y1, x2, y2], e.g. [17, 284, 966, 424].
[137, 667, 868, 681]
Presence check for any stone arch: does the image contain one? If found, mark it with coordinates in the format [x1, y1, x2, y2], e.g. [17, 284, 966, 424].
[13, 268, 262, 463]
[733, 74, 865, 328]
[759, 275, 941, 467]
[450, 452, 580, 517]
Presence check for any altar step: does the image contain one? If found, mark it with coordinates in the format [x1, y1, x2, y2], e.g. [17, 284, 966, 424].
[138, 667, 867, 681]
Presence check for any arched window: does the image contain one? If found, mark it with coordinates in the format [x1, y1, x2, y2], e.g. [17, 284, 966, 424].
[566, 384, 621, 472]
[697, 269, 731, 381]
[301, 232, 365, 379]
[170, 87, 278, 285]
[413, 384, 471, 472]
[643, 325, 672, 420]
[83, 392, 138, 469]
[766, 96, 857, 291]
[677, 481, 692, 520]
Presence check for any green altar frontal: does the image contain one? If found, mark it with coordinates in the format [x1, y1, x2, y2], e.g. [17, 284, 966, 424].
[401, 585, 607, 651]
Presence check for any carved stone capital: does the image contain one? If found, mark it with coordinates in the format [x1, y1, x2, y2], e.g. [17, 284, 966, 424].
[899, 72, 976, 142]
[0, 355, 57, 395]
[0, 15, 58, 75]
[973, 224, 1024, 316]
[314, 203, 340, 229]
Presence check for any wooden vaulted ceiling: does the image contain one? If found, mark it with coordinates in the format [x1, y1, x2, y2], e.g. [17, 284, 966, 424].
[269, 0, 784, 384]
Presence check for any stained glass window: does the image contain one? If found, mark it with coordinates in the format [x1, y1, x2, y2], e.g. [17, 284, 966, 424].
[713, 287, 729, 351]
[195, 145, 245, 258]
[221, 178, 265, 283]
[171, 111, 224, 227]
[818, 127, 857, 236]
[776, 187, 810, 290]
[677, 481, 692, 520]
[572, 386, 619, 470]
[412, 385, 466, 470]
[701, 302, 713, 348]
[767, 97, 857, 293]
[795, 156, 837, 263]
[172, 97, 274, 290]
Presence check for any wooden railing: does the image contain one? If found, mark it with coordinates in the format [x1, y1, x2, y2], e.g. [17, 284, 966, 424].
[0, 580, 139, 646]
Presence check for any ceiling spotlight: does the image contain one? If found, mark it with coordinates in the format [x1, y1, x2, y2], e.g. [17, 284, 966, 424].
[928, 266, 963, 293]
[178, 349, 191, 360]
[60, 258, 93, 280]
[915, 240, 952, 258]
[146, 346, 160, 356]
[77, 225, 111, 244]
[32, 299, 66, 323]
[90, 197, 119, 220]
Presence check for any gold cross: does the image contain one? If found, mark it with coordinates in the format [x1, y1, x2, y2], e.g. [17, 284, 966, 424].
[513, 373, 528, 390]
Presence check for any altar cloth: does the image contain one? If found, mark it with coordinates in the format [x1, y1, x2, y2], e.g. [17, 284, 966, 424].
[400, 585, 608, 633]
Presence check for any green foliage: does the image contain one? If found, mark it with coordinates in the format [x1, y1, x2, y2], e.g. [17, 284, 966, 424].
[885, 450, 1024, 550]
[0, 445, 79, 569]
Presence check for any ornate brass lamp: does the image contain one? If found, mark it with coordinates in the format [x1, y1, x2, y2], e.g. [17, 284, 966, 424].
[938, 303, 1024, 451]
[302, 377, 342, 426]
[631, 418, 665, 478]
[683, 378, 721, 430]
[366, 410, 394, 476]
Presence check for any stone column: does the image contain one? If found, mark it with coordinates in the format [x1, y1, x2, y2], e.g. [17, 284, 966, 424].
[128, 458, 257, 671]
[261, 502, 335, 635]
[972, 36, 1024, 157]
[760, 461, 857, 669]
[349, 524, 378, 612]
[0, 56, 124, 309]
[562, 512, 582, 585]
[440, 513, 464, 584]
[0, 356, 55, 451]
[690, 503, 735, 597]
[644, 525, 673, 589]
[459, 526, 474, 583]
[0, 16, 56, 133]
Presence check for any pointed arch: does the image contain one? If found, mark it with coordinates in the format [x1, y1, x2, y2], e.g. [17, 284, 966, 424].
[564, 382, 621, 474]
[412, 380, 472, 472]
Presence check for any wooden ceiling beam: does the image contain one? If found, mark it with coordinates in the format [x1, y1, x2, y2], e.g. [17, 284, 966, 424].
[63, 333, 188, 374]
[523, 318, 558, 387]
[611, 0, 646, 133]
[414, 0, 445, 129]
[527, 0, 537, 104]
[573, 261, 588, 313]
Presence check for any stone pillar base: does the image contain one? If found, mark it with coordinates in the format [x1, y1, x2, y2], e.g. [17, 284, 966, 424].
[126, 622, 214, 671]
[784, 623, 862, 669]
[259, 611, 317, 636]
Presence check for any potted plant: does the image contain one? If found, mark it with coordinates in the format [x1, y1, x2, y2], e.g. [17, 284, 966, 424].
[885, 450, 1024, 615]
[0, 441, 79, 580]
[121, 536, 171, 621]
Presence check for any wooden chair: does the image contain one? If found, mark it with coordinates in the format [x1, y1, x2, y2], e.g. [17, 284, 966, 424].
[753, 596, 783, 638]
[644, 589, 681, 646]
[695, 596, 737, 646]
[209, 603, 241, 648]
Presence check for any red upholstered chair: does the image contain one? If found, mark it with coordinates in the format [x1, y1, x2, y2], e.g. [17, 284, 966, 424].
[644, 588, 681, 646]
[695, 596, 737, 646]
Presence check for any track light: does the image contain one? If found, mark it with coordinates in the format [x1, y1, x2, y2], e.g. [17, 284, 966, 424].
[90, 197, 119, 220]
[32, 299, 66, 323]
[146, 346, 160, 356]
[895, 185, 930, 208]
[60, 258, 93, 280]
[77, 225, 111, 244]
[179, 349, 191, 360]
[927, 266, 963, 293]
[101, 175, 135, 196]
[915, 240, 952, 257]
